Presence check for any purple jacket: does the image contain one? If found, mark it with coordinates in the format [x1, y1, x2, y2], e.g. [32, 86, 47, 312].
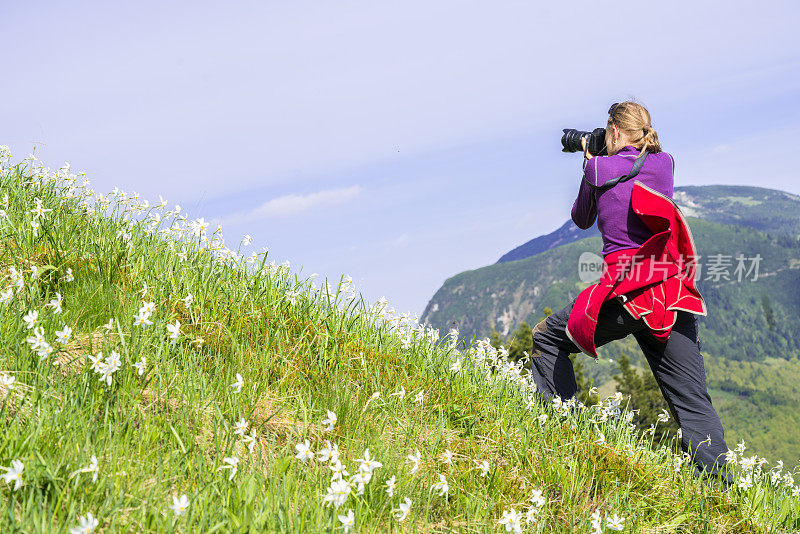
[571, 145, 675, 256]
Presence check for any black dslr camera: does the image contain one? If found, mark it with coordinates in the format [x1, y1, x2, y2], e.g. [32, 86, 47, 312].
[561, 127, 607, 157]
[561, 103, 620, 157]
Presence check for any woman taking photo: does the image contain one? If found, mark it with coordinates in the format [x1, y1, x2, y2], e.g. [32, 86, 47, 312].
[527, 101, 732, 487]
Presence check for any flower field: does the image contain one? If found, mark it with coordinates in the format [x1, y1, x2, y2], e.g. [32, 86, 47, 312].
[0, 148, 798, 532]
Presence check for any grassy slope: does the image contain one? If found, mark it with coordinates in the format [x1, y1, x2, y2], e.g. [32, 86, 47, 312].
[0, 154, 799, 533]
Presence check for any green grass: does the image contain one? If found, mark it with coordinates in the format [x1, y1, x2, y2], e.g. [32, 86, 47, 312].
[0, 150, 799, 532]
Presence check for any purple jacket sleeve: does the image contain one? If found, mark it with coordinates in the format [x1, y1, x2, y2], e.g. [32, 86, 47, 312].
[571, 159, 598, 229]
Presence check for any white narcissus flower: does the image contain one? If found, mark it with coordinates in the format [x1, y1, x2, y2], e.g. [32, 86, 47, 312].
[329, 460, 349, 480]
[106, 351, 121, 370]
[441, 449, 453, 465]
[37, 343, 54, 361]
[1, 459, 24, 490]
[233, 418, 249, 436]
[0, 373, 15, 395]
[318, 441, 339, 464]
[414, 391, 424, 405]
[9, 266, 24, 289]
[606, 513, 625, 531]
[388, 386, 406, 401]
[393, 497, 412, 522]
[590, 510, 603, 534]
[595, 432, 605, 445]
[87, 352, 104, 373]
[449, 357, 462, 372]
[230, 373, 244, 393]
[338, 509, 355, 533]
[30, 201, 52, 219]
[321, 410, 337, 432]
[478, 460, 490, 477]
[738, 474, 753, 490]
[182, 293, 194, 307]
[96, 351, 122, 386]
[407, 449, 420, 474]
[166, 320, 181, 341]
[242, 234, 252, 246]
[322, 477, 351, 508]
[132, 312, 152, 327]
[294, 440, 314, 462]
[86, 455, 99, 483]
[349, 471, 369, 496]
[355, 448, 382, 474]
[23, 310, 38, 329]
[55, 325, 73, 344]
[46, 292, 63, 314]
[498, 507, 523, 533]
[530, 489, 546, 508]
[218, 457, 239, 480]
[431, 474, 448, 496]
[385, 475, 396, 497]
[132, 357, 147, 376]
[69, 512, 99, 534]
[169, 494, 189, 516]
[26, 326, 47, 351]
[0, 287, 12, 304]
[241, 428, 258, 454]
[525, 506, 539, 523]
[739, 455, 757, 471]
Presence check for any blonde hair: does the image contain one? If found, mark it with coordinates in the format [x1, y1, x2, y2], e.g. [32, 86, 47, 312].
[606, 101, 662, 155]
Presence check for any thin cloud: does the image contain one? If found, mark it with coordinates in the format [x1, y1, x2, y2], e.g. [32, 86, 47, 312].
[223, 185, 363, 225]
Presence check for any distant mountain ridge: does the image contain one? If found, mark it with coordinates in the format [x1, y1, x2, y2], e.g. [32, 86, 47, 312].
[496, 185, 800, 264]
[496, 219, 599, 263]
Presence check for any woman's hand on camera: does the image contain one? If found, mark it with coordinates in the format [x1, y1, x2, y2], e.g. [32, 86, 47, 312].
[581, 137, 593, 160]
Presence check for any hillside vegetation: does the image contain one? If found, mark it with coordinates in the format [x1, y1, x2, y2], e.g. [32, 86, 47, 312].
[1, 149, 799, 532]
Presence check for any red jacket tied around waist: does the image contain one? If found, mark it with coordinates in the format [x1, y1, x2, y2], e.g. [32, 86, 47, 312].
[565, 181, 706, 357]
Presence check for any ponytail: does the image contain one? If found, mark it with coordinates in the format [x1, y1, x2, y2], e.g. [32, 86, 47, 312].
[607, 101, 662, 155]
[640, 123, 662, 155]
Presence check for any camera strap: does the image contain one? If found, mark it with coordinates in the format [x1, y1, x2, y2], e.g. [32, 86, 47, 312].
[585, 151, 648, 191]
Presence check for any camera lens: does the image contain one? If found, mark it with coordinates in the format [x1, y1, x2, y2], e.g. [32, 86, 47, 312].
[561, 128, 607, 156]
[561, 129, 587, 153]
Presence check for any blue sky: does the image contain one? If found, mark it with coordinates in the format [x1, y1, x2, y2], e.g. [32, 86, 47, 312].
[3, 0, 800, 316]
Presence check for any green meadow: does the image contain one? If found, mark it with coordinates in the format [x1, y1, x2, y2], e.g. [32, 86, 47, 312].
[1, 149, 798, 532]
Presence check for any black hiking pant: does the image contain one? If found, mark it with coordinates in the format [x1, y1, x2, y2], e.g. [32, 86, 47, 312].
[527, 297, 732, 487]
